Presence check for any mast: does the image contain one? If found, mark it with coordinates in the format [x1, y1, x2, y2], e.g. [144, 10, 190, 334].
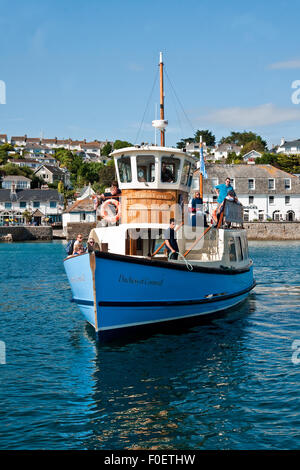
[199, 135, 203, 199]
[159, 52, 165, 147]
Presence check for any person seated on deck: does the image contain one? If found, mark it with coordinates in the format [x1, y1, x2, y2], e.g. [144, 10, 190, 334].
[72, 233, 86, 255]
[163, 218, 179, 260]
[99, 181, 121, 202]
[161, 162, 175, 183]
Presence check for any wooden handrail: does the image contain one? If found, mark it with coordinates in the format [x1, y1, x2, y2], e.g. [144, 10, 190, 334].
[151, 221, 184, 257]
[183, 225, 212, 258]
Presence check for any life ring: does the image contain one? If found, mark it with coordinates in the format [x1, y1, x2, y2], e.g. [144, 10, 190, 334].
[100, 198, 120, 224]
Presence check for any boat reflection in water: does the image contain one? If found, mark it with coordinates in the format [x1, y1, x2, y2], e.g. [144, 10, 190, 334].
[64, 53, 255, 341]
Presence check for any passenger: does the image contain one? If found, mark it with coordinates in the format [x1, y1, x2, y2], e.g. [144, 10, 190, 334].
[100, 181, 121, 202]
[216, 190, 240, 228]
[190, 191, 208, 228]
[72, 233, 86, 255]
[163, 218, 179, 260]
[214, 177, 234, 206]
[87, 237, 96, 252]
[161, 162, 175, 183]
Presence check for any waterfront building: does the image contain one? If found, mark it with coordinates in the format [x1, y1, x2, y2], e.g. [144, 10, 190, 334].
[0, 182, 64, 225]
[193, 164, 300, 222]
[62, 197, 96, 233]
[0, 134, 7, 144]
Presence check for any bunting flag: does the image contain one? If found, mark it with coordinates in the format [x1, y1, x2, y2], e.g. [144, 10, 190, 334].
[199, 140, 208, 179]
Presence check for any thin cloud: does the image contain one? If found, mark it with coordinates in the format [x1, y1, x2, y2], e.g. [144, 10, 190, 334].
[268, 59, 300, 70]
[204, 103, 300, 127]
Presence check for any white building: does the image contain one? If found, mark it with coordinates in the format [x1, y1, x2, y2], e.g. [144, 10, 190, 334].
[242, 150, 262, 164]
[0, 184, 64, 225]
[193, 164, 300, 222]
[214, 143, 242, 160]
[277, 138, 300, 155]
[62, 197, 96, 233]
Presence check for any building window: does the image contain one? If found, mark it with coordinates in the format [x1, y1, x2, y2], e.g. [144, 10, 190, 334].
[20, 202, 26, 208]
[5, 202, 12, 209]
[269, 196, 274, 205]
[244, 211, 249, 222]
[259, 212, 264, 221]
[284, 178, 291, 190]
[273, 211, 280, 221]
[268, 179, 275, 190]
[33, 201, 40, 208]
[285, 196, 290, 205]
[249, 196, 254, 204]
[248, 178, 255, 190]
[50, 201, 57, 208]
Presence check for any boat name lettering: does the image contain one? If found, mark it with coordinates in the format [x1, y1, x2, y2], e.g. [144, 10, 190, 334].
[70, 275, 86, 283]
[118, 274, 163, 287]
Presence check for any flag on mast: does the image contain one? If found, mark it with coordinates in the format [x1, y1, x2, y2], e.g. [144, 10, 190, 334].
[199, 137, 207, 179]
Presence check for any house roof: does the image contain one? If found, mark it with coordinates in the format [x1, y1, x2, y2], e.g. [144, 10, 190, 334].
[32, 208, 44, 217]
[11, 136, 26, 140]
[279, 139, 300, 148]
[242, 150, 262, 158]
[2, 175, 31, 181]
[34, 165, 64, 176]
[215, 143, 241, 152]
[0, 189, 64, 202]
[26, 138, 40, 143]
[64, 197, 95, 213]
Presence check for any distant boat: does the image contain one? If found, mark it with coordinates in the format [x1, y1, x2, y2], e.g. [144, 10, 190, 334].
[64, 53, 255, 340]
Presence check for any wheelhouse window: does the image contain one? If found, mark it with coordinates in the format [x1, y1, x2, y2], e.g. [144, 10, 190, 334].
[180, 159, 191, 186]
[117, 156, 132, 183]
[136, 155, 155, 182]
[161, 156, 180, 183]
[228, 237, 237, 262]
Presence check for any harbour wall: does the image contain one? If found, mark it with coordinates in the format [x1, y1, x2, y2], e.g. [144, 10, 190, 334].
[0, 226, 53, 242]
[244, 222, 300, 240]
[1, 222, 300, 242]
[66, 222, 96, 240]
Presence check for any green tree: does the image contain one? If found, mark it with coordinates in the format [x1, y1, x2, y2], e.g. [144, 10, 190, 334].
[220, 131, 267, 149]
[194, 129, 216, 146]
[113, 140, 132, 150]
[101, 142, 113, 157]
[176, 137, 194, 149]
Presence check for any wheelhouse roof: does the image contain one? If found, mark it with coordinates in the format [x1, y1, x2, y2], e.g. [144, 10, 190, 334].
[110, 145, 197, 161]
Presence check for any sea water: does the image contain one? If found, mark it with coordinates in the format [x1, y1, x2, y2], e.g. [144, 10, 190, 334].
[0, 241, 299, 450]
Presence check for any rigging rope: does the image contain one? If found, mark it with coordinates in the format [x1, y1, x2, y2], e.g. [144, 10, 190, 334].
[134, 68, 159, 145]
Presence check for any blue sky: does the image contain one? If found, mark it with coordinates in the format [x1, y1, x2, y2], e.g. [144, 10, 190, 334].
[1, 0, 300, 148]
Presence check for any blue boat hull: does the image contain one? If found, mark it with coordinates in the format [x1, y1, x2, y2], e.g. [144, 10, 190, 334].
[64, 252, 255, 339]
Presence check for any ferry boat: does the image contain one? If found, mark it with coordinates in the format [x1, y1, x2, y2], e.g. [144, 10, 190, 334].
[64, 53, 255, 340]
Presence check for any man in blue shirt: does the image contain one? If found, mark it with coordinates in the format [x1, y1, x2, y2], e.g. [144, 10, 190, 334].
[214, 177, 234, 205]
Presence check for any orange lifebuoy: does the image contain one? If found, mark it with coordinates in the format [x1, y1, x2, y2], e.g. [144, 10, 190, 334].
[100, 198, 120, 224]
